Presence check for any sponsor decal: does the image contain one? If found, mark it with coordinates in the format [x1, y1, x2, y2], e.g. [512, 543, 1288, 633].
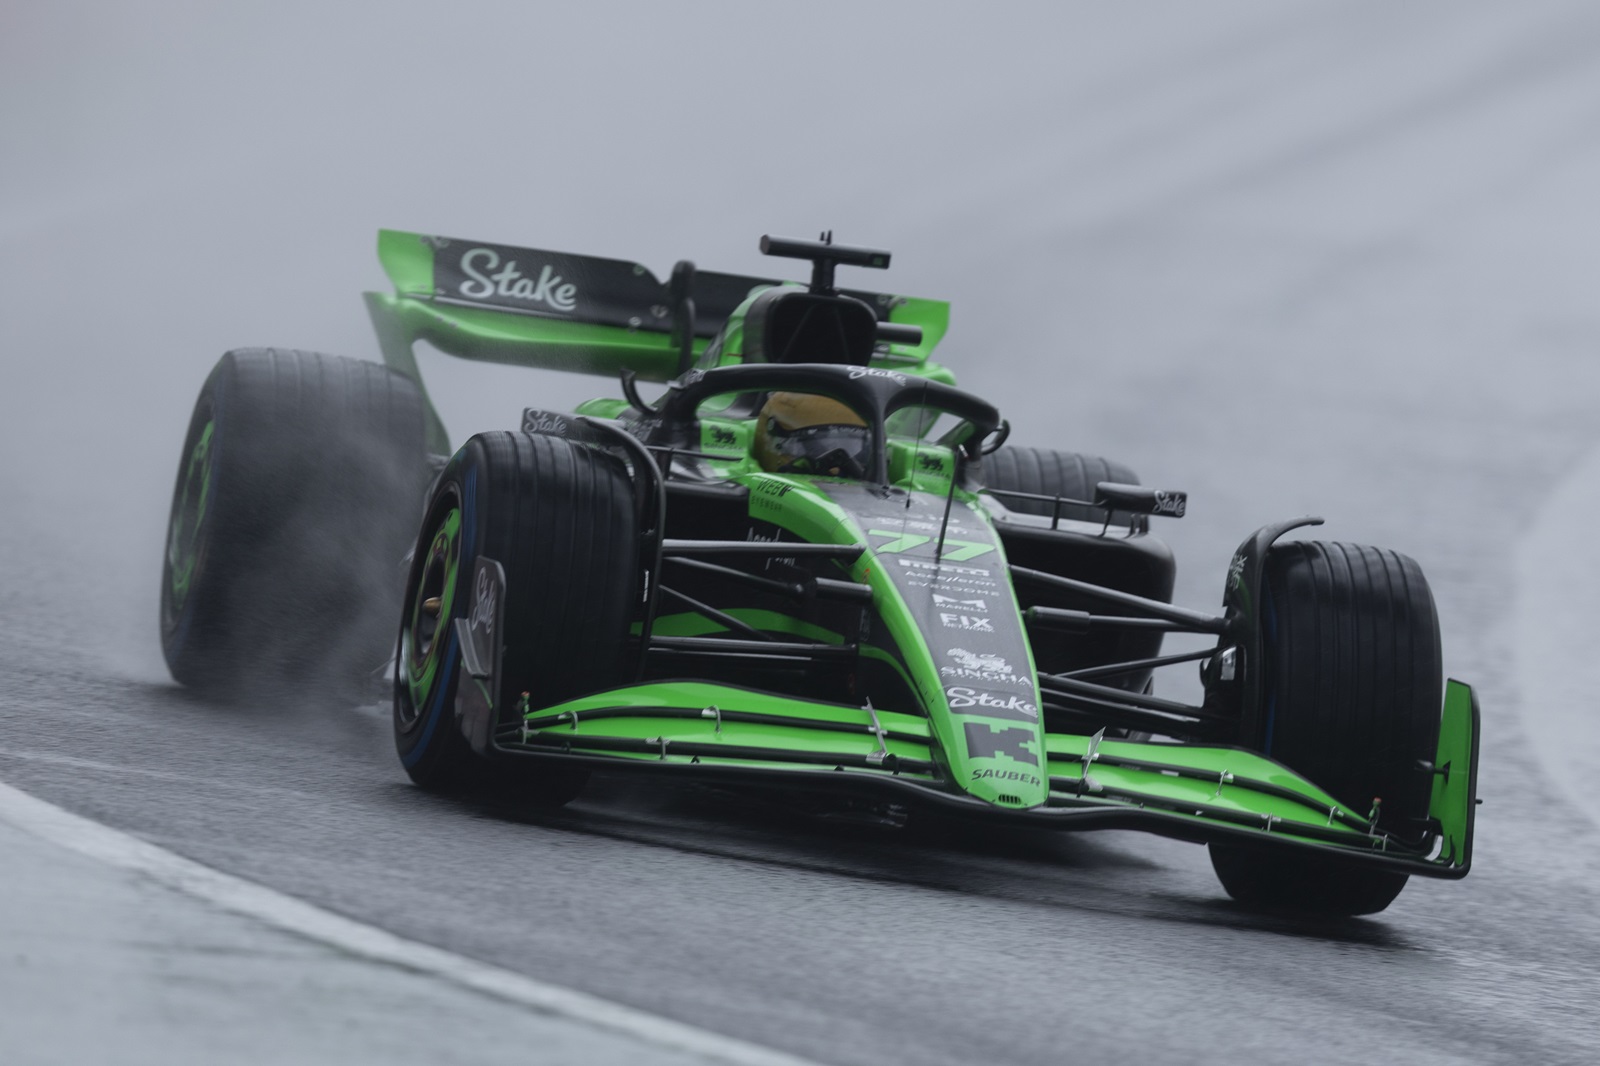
[902, 576, 997, 595]
[1228, 551, 1246, 592]
[940, 661, 1030, 689]
[453, 557, 504, 744]
[469, 565, 497, 638]
[962, 720, 1040, 763]
[750, 480, 796, 518]
[522, 411, 570, 436]
[430, 237, 786, 336]
[932, 594, 988, 611]
[457, 247, 579, 312]
[741, 527, 797, 567]
[946, 648, 1010, 674]
[456, 556, 505, 688]
[848, 366, 907, 385]
[916, 453, 946, 473]
[751, 479, 793, 514]
[946, 686, 1038, 719]
[939, 613, 993, 632]
[895, 558, 991, 579]
[1152, 490, 1187, 517]
[897, 517, 966, 535]
[971, 768, 1040, 787]
[709, 426, 738, 447]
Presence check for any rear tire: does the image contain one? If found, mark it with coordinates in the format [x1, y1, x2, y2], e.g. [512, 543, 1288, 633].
[988, 445, 1153, 723]
[1210, 541, 1442, 916]
[984, 446, 1139, 523]
[394, 431, 639, 804]
[160, 349, 426, 699]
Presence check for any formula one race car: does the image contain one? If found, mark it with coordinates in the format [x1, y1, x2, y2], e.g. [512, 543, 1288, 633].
[160, 229, 1478, 916]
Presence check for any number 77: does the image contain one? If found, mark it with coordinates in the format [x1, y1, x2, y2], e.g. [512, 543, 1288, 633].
[867, 530, 995, 563]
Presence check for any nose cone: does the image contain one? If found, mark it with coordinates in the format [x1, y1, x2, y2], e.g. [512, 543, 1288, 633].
[928, 638, 1049, 809]
[807, 481, 1053, 809]
[947, 705, 1050, 809]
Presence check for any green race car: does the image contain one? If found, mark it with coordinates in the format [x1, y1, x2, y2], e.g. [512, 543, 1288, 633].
[161, 229, 1478, 917]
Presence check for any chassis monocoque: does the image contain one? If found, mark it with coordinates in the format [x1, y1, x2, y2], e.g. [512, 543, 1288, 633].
[160, 230, 1478, 917]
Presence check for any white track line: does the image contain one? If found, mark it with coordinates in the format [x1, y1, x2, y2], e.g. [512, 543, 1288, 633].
[0, 779, 826, 1066]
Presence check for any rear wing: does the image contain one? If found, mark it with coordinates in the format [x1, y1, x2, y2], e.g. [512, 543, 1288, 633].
[364, 229, 951, 450]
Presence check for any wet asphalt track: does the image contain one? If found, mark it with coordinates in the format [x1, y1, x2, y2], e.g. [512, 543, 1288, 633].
[7, 2, 1600, 1062]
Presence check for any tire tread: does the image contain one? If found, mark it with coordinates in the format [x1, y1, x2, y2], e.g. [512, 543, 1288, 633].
[1210, 540, 1442, 916]
[985, 445, 1139, 522]
[394, 430, 638, 801]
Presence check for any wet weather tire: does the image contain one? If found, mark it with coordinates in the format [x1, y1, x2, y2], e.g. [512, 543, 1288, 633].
[985, 446, 1139, 523]
[394, 431, 639, 804]
[160, 349, 426, 699]
[1210, 541, 1443, 917]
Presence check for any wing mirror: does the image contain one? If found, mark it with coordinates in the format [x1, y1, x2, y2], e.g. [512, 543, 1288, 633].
[1094, 482, 1187, 519]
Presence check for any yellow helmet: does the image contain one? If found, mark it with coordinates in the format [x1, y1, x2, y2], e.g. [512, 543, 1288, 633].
[752, 392, 870, 477]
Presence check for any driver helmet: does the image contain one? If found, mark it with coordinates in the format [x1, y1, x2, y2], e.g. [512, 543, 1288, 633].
[752, 392, 869, 478]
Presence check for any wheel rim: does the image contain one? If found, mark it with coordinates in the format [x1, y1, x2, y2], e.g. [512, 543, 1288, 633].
[165, 417, 215, 620]
[401, 501, 462, 726]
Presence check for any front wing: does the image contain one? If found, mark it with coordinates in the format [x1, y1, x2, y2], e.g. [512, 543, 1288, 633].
[493, 678, 1479, 879]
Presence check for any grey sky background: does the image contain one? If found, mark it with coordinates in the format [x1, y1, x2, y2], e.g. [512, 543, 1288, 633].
[9, 9, 1600, 1060]
[4, 0, 1600, 684]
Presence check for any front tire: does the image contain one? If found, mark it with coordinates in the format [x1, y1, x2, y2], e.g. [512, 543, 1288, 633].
[394, 431, 639, 804]
[1210, 541, 1442, 916]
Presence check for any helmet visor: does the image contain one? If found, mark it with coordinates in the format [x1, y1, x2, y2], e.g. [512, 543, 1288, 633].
[767, 423, 871, 478]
